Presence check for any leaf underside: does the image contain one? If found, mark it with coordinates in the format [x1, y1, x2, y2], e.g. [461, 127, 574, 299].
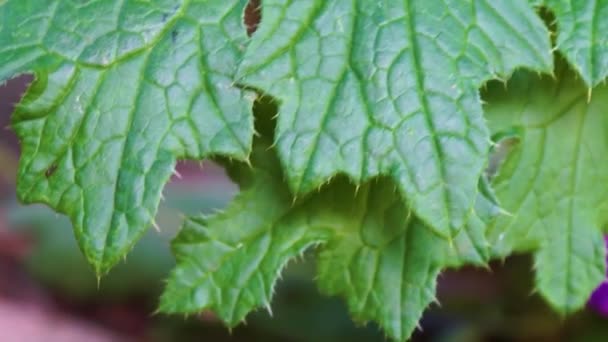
[485, 64, 608, 313]
[161, 138, 500, 341]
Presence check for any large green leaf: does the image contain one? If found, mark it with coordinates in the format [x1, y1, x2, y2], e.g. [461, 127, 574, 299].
[237, 0, 552, 238]
[160, 138, 500, 341]
[536, 0, 608, 86]
[0, 0, 253, 273]
[485, 65, 608, 313]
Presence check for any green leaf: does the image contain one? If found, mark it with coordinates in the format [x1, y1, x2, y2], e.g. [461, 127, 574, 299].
[485, 64, 608, 313]
[540, 0, 608, 86]
[160, 138, 500, 341]
[315, 183, 442, 341]
[1, 0, 253, 273]
[237, 0, 552, 238]
[159, 140, 332, 322]
[315, 179, 499, 341]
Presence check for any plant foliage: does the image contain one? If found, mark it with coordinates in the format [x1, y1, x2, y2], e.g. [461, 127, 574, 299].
[2, 0, 608, 340]
[1, 0, 253, 273]
[485, 63, 608, 314]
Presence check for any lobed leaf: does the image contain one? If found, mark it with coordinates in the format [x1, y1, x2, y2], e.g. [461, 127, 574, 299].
[6, 0, 608, 337]
[161, 138, 500, 341]
[0, 0, 253, 273]
[159, 140, 331, 322]
[485, 64, 608, 313]
[237, 0, 552, 238]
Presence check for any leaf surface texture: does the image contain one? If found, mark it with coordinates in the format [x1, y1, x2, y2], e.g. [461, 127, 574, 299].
[238, 0, 552, 237]
[0, 0, 253, 272]
[161, 138, 500, 341]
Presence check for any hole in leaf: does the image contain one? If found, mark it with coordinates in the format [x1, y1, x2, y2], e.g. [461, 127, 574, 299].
[486, 134, 520, 181]
[245, 0, 261, 36]
[44, 164, 58, 178]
